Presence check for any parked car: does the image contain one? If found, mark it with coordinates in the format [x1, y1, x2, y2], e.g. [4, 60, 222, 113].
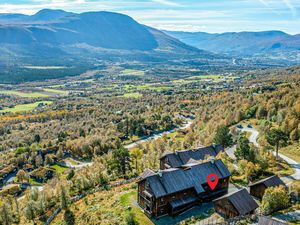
[247, 124, 252, 128]
[237, 124, 243, 129]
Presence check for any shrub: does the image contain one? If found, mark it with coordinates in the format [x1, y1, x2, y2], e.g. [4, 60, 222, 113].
[261, 186, 290, 214]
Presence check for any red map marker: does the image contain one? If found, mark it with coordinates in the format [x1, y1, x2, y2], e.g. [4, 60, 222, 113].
[207, 173, 219, 190]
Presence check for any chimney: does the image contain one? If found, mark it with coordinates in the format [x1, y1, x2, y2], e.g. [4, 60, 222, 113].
[210, 157, 215, 164]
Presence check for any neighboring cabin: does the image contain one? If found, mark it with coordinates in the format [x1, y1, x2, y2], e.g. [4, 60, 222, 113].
[137, 159, 231, 218]
[213, 189, 259, 219]
[249, 175, 287, 199]
[160, 144, 224, 170]
[258, 216, 288, 225]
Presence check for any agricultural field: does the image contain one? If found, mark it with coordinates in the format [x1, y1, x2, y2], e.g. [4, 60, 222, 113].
[121, 69, 145, 76]
[0, 90, 49, 98]
[0, 101, 53, 113]
[43, 88, 69, 95]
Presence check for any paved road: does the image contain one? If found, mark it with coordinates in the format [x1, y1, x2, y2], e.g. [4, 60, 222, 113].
[225, 126, 259, 160]
[124, 118, 193, 149]
[226, 125, 300, 184]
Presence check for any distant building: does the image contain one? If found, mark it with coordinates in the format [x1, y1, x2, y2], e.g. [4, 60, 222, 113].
[213, 189, 259, 219]
[249, 175, 287, 199]
[137, 159, 231, 218]
[160, 144, 224, 170]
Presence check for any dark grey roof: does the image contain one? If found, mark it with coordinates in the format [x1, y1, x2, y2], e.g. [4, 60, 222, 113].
[161, 144, 224, 168]
[143, 159, 231, 198]
[170, 193, 198, 209]
[139, 169, 155, 180]
[258, 216, 288, 225]
[214, 189, 258, 215]
[249, 175, 286, 188]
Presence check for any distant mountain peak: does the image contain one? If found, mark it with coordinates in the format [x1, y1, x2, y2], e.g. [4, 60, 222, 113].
[29, 8, 74, 22]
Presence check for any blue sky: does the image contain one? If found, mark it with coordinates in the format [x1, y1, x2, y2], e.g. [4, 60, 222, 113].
[0, 0, 299, 34]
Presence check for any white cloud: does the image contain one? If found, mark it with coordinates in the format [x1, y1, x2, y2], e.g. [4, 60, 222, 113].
[151, 0, 181, 7]
[282, 0, 297, 17]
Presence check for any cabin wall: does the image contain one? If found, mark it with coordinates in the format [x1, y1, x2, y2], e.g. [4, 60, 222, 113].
[250, 184, 266, 199]
[214, 198, 239, 218]
[138, 180, 155, 217]
[154, 187, 198, 217]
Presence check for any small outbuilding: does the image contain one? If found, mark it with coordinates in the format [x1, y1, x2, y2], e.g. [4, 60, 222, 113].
[258, 216, 288, 225]
[249, 175, 287, 199]
[213, 188, 258, 219]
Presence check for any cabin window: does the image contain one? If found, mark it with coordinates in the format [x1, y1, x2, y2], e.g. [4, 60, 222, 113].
[160, 197, 164, 202]
[146, 205, 151, 212]
[183, 192, 187, 195]
[145, 181, 150, 189]
[172, 196, 176, 199]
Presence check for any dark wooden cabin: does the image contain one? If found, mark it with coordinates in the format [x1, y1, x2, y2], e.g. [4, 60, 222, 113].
[249, 175, 287, 199]
[160, 144, 224, 170]
[213, 189, 258, 219]
[137, 159, 231, 218]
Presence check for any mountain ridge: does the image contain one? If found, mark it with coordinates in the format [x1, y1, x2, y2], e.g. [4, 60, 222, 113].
[165, 30, 300, 61]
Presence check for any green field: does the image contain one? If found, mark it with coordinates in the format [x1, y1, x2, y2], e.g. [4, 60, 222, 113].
[123, 92, 143, 98]
[120, 191, 153, 225]
[0, 101, 53, 113]
[0, 90, 49, 98]
[50, 164, 68, 174]
[121, 69, 145, 76]
[43, 88, 69, 95]
[124, 84, 171, 91]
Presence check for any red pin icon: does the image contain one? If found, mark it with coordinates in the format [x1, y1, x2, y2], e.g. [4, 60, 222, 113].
[207, 173, 219, 190]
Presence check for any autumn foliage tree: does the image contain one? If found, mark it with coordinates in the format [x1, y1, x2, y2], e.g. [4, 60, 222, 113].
[261, 186, 290, 214]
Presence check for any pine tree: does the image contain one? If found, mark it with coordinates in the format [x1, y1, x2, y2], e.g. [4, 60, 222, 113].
[213, 125, 233, 148]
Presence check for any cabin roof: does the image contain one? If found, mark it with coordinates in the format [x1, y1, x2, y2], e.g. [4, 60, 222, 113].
[139, 169, 155, 180]
[160, 144, 223, 168]
[143, 159, 231, 198]
[214, 189, 258, 215]
[169, 193, 198, 209]
[248, 175, 286, 188]
[258, 216, 288, 225]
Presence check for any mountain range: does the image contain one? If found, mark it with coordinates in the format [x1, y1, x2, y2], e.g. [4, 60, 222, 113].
[0, 9, 298, 83]
[165, 31, 300, 61]
[0, 9, 200, 56]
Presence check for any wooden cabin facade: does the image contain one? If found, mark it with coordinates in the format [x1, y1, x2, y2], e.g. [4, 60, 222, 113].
[137, 159, 231, 218]
[213, 189, 259, 219]
[160, 144, 224, 170]
[249, 175, 287, 199]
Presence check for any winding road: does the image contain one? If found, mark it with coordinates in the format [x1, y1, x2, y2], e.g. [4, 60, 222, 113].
[226, 125, 300, 183]
[124, 118, 193, 149]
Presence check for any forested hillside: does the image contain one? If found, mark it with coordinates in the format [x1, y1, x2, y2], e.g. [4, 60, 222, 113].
[0, 66, 299, 224]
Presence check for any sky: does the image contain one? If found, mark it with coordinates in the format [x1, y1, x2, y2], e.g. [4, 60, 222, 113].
[0, 0, 299, 34]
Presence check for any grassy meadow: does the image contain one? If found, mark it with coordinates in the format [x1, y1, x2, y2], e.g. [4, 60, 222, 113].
[0, 101, 53, 113]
